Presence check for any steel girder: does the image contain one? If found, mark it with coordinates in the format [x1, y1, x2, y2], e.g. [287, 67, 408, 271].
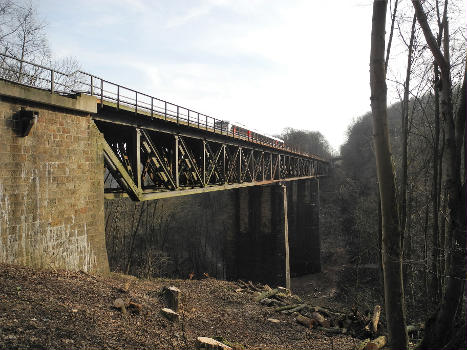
[98, 122, 328, 201]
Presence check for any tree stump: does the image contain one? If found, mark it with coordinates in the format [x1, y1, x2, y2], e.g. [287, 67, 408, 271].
[162, 286, 181, 312]
[113, 298, 127, 315]
[161, 307, 179, 322]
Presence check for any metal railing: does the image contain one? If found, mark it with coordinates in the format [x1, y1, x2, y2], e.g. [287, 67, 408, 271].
[0, 53, 326, 160]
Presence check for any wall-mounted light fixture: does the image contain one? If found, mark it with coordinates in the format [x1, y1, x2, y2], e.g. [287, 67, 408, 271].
[19, 108, 39, 137]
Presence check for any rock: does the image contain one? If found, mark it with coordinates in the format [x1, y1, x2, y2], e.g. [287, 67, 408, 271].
[267, 318, 281, 324]
[277, 286, 290, 295]
[161, 307, 179, 322]
[197, 337, 232, 350]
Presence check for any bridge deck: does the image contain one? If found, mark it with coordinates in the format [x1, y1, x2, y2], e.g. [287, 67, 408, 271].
[0, 53, 329, 200]
[96, 102, 328, 200]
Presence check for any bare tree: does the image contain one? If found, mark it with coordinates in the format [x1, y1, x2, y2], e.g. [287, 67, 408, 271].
[0, 1, 81, 91]
[370, 0, 408, 349]
[411, 2, 466, 349]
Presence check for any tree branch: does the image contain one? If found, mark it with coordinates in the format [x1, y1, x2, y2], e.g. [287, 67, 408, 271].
[411, 0, 449, 75]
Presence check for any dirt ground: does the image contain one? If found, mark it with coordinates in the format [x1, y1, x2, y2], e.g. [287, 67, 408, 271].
[0, 257, 365, 350]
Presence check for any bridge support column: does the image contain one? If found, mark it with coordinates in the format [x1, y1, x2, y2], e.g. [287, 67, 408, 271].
[0, 82, 109, 274]
[288, 178, 321, 275]
[226, 184, 290, 288]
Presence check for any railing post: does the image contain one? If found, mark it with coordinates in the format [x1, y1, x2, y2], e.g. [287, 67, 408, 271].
[223, 144, 226, 183]
[164, 102, 167, 120]
[238, 147, 242, 183]
[117, 85, 120, 110]
[174, 135, 179, 188]
[50, 70, 54, 94]
[176, 106, 179, 124]
[197, 113, 200, 128]
[187, 109, 190, 126]
[90, 76, 94, 95]
[135, 92, 138, 114]
[151, 97, 154, 117]
[205, 115, 208, 131]
[100, 80, 103, 108]
[202, 140, 206, 186]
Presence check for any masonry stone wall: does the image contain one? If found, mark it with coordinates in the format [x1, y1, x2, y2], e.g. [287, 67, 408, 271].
[0, 92, 108, 273]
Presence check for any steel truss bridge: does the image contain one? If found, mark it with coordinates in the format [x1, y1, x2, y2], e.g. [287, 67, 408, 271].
[0, 53, 329, 200]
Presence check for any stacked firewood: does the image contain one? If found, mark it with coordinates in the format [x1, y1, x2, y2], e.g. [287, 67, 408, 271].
[235, 280, 388, 349]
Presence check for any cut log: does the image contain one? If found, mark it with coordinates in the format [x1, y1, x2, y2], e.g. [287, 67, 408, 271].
[127, 301, 142, 314]
[310, 311, 330, 327]
[296, 314, 318, 329]
[371, 305, 381, 333]
[254, 288, 279, 302]
[363, 336, 386, 350]
[260, 298, 275, 306]
[281, 304, 306, 314]
[161, 307, 179, 322]
[274, 292, 289, 301]
[311, 312, 326, 324]
[274, 304, 300, 312]
[237, 280, 250, 290]
[318, 327, 347, 334]
[162, 286, 181, 312]
[196, 337, 232, 350]
[247, 280, 262, 292]
[267, 318, 281, 324]
[309, 305, 345, 317]
[277, 286, 290, 295]
[289, 294, 303, 304]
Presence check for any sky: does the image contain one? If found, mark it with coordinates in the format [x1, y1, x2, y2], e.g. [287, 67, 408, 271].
[38, 0, 378, 152]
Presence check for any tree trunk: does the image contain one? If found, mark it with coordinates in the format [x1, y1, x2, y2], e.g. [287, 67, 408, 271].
[370, 1, 408, 349]
[385, 0, 399, 72]
[412, 1, 466, 348]
[431, 61, 441, 303]
[400, 14, 416, 246]
[430, 0, 446, 303]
